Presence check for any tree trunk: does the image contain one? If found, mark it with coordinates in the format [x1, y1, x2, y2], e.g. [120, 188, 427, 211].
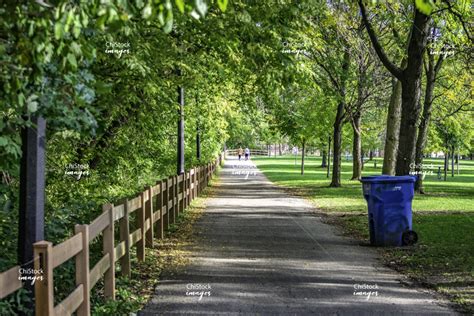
[327, 136, 331, 178]
[382, 77, 402, 175]
[444, 152, 448, 181]
[301, 139, 306, 175]
[415, 50, 440, 192]
[451, 148, 455, 177]
[279, 143, 282, 155]
[395, 10, 431, 175]
[330, 102, 345, 187]
[351, 112, 362, 180]
[330, 51, 350, 187]
[321, 150, 327, 168]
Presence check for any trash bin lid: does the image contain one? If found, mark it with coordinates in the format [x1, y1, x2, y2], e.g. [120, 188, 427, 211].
[360, 175, 416, 184]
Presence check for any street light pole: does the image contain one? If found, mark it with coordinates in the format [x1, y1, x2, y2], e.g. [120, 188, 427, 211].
[18, 115, 46, 294]
[177, 69, 185, 175]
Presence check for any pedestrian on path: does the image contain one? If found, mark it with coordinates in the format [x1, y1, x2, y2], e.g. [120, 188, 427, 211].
[238, 147, 243, 161]
[245, 147, 250, 160]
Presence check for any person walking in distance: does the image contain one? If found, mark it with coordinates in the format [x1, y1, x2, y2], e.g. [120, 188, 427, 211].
[238, 147, 243, 161]
[245, 147, 250, 161]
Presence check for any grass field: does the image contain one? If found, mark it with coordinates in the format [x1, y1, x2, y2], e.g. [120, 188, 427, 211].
[253, 155, 474, 213]
[253, 155, 474, 313]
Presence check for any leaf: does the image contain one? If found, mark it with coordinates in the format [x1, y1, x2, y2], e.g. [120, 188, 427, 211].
[217, 0, 228, 12]
[175, 0, 185, 13]
[27, 101, 38, 113]
[415, 0, 434, 15]
[54, 23, 63, 40]
[67, 53, 77, 69]
[194, 0, 207, 17]
[142, 5, 152, 19]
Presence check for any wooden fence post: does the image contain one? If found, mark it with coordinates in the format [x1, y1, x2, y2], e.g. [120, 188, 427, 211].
[102, 203, 115, 300]
[169, 176, 175, 224]
[175, 175, 179, 218]
[137, 192, 146, 262]
[182, 172, 186, 210]
[34, 241, 53, 316]
[119, 200, 131, 277]
[164, 178, 169, 231]
[145, 186, 154, 248]
[186, 170, 190, 207]
[194, 167, 198, 197]
[157, 181, 164, 239]
[74, 224, 90, 316]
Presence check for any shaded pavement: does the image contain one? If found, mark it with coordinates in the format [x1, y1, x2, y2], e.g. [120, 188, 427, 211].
[139, 156, 456, 315]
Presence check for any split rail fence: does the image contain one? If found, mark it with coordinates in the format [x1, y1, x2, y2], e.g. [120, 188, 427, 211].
[0, 154, 223, 316]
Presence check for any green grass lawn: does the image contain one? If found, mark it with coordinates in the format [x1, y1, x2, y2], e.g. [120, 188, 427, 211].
[253, 155, 474, 313]
[253, 155, 474, 213]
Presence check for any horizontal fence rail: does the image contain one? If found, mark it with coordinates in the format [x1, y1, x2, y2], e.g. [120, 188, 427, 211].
[0, 153, 224, 316]
[225, 149, 269, 156]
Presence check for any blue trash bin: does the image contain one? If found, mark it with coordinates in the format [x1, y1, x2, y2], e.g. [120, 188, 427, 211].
[360, 175, 416, 246]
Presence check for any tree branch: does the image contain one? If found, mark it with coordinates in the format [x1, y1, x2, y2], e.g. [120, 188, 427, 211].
[358, 0, 403, 79]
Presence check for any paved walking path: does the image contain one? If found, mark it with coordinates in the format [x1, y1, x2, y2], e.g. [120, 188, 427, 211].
[139, 156, 456, 315]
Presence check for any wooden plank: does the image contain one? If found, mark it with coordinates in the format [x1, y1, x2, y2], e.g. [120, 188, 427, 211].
[119, 201, 131, 277]
[34, 241, 54, 316]
[0, 266, 22, 299]
[114, 241, 126, 261]
[157, 181, 164, 239]
[52, 233, 83, 268]
[142, 189, 149, 202]
[151, 183, 161, 196]
[74, 224, 90, 316]
[129, 228, 142, 246]
[164, 178, 169, 231]
[54, 284, 84, 316]
[153, 210, 160, 223]
[89, 254, 110, 290]
[137, 192, 146, 261]
[145, 218, 151, 232]
[102, 204, 115, 300]
[89, 211, 110, 240]
[127, 196, 141, 213]
[113, 204, 125, 221]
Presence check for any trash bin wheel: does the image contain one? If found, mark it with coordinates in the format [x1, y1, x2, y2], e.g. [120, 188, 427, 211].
[401, 230, 418, 246]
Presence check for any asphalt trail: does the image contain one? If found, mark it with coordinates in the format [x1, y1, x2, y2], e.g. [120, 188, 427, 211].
[139, 156, 456, 315]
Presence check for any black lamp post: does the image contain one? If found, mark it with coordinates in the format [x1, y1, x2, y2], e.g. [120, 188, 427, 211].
[177, 69, 185, 175]
[18, 115, 46, 294]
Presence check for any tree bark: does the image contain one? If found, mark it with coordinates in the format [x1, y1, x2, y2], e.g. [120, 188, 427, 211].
[327, 136, 331, 178]
[330, 102, 345, 187]
[395, 10, 431, 175]
[382, 77, 402, 175]
[351, 111, 362, 180]
[451, 148, 455, 177]
[321, 150, 327, 168]
[415, 49, 443, 192]
[301, 139, 306, 175]
[330, 51, 350, 187]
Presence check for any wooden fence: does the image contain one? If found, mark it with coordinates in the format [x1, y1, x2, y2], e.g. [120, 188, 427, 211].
[0, 154, 223, 316]
[225, 149, 268, 156]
